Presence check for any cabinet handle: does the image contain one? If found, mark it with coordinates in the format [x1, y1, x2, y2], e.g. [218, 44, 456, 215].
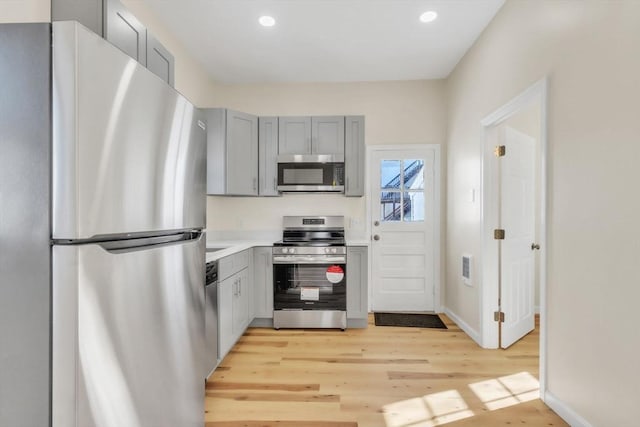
[346, 177, 349, 192]
[253, 178, 257, 191]
[273, 177, 277, 192]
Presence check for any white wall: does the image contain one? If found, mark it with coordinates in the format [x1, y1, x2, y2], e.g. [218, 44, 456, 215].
[205, 80, 447, 239]
[121, 0, 220, 106]
[445, 1, 640, 425]
[0, 0, 49, 22]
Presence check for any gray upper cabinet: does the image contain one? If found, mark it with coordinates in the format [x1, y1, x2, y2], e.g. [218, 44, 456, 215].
[258, 117, 279, 196]
[312, 116, 345, 155]
[278, 116, 345, 155]
[146, 33, 175, 86]
[278, 116, 311, 154]
[52, 0, 175, 87]
[344, 116, 365, 197]
[103, 0, 146, 66]
[206, 108, 259, 196]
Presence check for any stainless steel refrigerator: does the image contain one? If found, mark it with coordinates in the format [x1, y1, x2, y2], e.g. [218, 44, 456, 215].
[0, 22, 206, 427]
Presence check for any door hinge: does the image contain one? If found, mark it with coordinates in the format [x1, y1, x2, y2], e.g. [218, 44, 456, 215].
[494, 311, 505, 322]
[494, 229, 505, 240]
[494, 145, 506, 157]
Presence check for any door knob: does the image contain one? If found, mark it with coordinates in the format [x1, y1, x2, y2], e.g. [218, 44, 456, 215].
[374, 221, 380, 226]
[531, 243, 540, 250]
[373, 235, 380, 241]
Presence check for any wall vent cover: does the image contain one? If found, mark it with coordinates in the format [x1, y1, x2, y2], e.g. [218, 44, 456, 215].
[462, 254, 472, 286]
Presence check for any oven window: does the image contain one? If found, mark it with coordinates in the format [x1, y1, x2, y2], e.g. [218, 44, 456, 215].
[274, 263, 346, 310]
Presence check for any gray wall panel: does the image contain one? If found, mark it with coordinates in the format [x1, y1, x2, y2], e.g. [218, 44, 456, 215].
[0, 23, 52, 427]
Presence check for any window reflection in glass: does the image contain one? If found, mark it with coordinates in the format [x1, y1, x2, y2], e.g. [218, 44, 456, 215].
[381, 160, 401, 190]
[403, 191, 425, 222]
[403, 159, 424, 190]
[380, 191, 401, 221]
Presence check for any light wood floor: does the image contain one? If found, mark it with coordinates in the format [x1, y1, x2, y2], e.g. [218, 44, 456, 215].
[205, 314, 567, 427]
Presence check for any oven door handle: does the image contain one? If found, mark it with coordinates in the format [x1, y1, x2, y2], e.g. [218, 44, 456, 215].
[273, 255, 346, 264]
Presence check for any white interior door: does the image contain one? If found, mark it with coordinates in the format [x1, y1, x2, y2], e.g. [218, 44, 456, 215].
[500, 127, 536, 348]
[369, 146, 439, 312]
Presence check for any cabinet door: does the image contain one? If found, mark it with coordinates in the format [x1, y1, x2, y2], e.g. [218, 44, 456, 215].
[312, 116, 345, 155]
[52, 0, 104, 35]
[218, 275, 234, 360]
[252, 247, 274, 318]
[232, 269, 250, 341]
[146, 32, 174, 87]
[344, 116, 365, 197]
[278, 116, 311, 154]
[104, 0, 147, 65]
[347, 246, 368, 322]
[226, 110, 258, 195]
[258, 117, 279, 196]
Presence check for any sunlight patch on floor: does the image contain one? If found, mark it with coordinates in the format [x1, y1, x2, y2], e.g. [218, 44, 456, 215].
[382, 389, 474, 427]
[468, 371, 539, 411]
[381, 372, 541, 426]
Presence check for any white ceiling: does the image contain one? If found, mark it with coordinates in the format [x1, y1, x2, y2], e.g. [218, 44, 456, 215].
[141, 0, 505, 84]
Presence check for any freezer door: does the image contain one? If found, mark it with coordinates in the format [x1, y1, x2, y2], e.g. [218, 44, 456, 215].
[52, 234, 205, 427]
[52, 22, 206, 239]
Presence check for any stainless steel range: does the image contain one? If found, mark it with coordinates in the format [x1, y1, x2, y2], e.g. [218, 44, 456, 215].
[273, 216, 347, 329]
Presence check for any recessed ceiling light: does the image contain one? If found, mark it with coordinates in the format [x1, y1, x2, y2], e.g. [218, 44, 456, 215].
[259, 15, 276, 27]
[419, 11, 438, 23]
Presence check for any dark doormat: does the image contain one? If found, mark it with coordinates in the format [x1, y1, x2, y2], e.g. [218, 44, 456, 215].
[374, 312, 447, 329]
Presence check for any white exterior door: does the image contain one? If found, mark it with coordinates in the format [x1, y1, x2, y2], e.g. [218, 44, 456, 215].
[500, 127, 536, 348]
[369, 146, 439, 312]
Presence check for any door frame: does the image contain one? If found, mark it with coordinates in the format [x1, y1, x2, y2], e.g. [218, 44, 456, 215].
[479, 78, 548, 395]
[366, 144, 442, 313]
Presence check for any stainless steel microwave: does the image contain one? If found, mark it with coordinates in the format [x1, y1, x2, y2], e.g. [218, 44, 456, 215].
[276, 154, 345, 193]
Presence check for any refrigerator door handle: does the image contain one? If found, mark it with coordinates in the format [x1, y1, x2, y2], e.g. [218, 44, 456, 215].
[98, 230, 203, 253]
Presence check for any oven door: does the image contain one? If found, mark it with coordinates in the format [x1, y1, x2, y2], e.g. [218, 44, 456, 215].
[273, 256, 346, 311]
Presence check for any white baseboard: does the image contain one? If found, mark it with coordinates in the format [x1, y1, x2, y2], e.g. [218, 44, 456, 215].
[443, 307, 482, 346]
[544, 391, 593, 427]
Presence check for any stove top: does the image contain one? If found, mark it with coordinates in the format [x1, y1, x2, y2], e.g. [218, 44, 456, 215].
[273, 240, 346, 247]
[276, 215, 346, 248]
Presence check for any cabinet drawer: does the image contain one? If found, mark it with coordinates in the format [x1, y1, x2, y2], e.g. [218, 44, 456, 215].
[218, 249, 250, 281]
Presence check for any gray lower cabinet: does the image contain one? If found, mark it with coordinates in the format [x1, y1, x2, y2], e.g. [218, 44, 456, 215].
[206, 109, 259, 196]
[278, 116, 345, 155]
[258, 117, 279, 196]
[345, 116, 365, 197]
[52, 0, 175, 86]
[251, 247, 274, 326]
[347, 246, 368, 327]
[217, 250, 252, 360]
[217, 274, 234, 359]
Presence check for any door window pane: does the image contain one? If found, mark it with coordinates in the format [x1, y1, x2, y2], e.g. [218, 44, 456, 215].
[381, 160, 401, 189]
[403, 191, 425, 222]
[380, 158, 426, 223]
[380, 191, 401, 221]
[403, 159, 424, 190]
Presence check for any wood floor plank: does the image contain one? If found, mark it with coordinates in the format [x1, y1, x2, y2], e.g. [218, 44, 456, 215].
[206, 422, 358, 427]
[205, 314, 568, 427]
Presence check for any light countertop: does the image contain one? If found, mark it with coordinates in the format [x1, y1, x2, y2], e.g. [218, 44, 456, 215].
[205, 240, 274, 263]
[204, 237, 369, 263]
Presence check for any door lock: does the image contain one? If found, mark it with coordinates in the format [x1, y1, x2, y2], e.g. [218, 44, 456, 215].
[373, 235, 380, 241]
[531, 243, 540, 250]
[374, 221, 380, 226]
